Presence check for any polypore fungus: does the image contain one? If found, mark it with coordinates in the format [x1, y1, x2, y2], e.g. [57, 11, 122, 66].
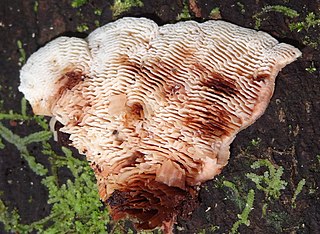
[19, 18, 301, 233]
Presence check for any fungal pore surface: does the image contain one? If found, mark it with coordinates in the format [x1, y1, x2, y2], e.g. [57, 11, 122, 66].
[19, 17, 301, 233]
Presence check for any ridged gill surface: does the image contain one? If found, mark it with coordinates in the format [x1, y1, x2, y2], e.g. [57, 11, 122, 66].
[19, 17, 301, 232]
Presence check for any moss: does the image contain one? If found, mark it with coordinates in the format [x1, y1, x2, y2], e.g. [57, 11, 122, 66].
[16, 40, 26, 66]
[265, 211, 288, 232]
[291, 178, 306, 208]
[209, 7, 221, 19]
[138, 230, 161, 234]
[0, 200, 27, 233]
[209, 225, 220, 232]
[33, 0, 39, 13]
[253, 5, 299, 29]
[246, 159, 287, 200]
[94, 8, 103, 16]
[289, 12, 320, 49]
[305, 62, 317, 73]
[250, 137, 261, 147]
[223, 180, 245, 211]
[0, 138, 4, 149]
[177, 0, 191, 20]
[0, 98, 110, 233]
[94, 20, 100, 27]
[71, 0, 89, 8]
[302, 35, 319, 49]
[289, 12, 320, 32]
[262, 203, 268, 217]
[20, 97, 27, 116]
[236, 2, 245, 14]
[230, 189, 255, 234]
[0, 123, 50, 176]
[111, 0, 144, 18]
[198, 226, 219, 234]
[76, 23, 89, 32]
[41, 151, 110, 233]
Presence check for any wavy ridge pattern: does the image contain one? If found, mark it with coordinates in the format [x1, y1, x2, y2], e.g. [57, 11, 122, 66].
[19, 17, 301, 232]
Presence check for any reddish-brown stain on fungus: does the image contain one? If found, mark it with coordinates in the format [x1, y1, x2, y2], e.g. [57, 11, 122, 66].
[19, 18, 301, 233]
[56, 71, 85, 97]
[63, 71, 85, 89]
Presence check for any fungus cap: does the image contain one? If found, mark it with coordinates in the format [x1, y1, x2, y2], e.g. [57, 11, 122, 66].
[19, 37, 91, 115]
[19, 17, 301, 232]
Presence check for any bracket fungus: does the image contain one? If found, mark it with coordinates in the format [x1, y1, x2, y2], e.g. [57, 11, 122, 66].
[19, 18, 301, 233]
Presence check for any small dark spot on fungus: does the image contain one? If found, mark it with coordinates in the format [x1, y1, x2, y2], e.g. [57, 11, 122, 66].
[168, 84, 184, 96]
[19, 17, 301, 233]
[129, 102, 144, 119]
[55, 71, 86, 100]
[63, 71, 85, 90]
[92, 162, 102, 173]
[107, 190, 129, 207]
[253, 73, 269, 82]
[205, 75, 238, 96]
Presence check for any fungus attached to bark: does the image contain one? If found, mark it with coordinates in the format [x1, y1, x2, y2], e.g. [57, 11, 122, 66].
[19, 17, 301, 233]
